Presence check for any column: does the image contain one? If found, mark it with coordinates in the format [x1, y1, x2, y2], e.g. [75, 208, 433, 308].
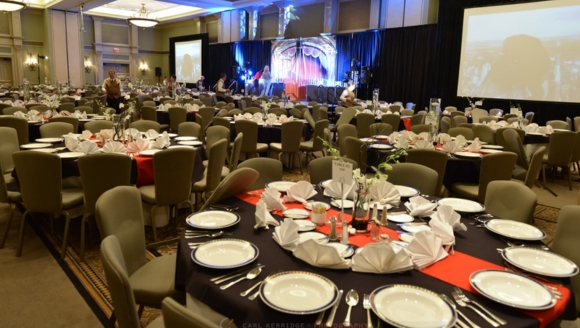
[92, 16, 104, 83]
[323, 0, 339, 34]
[129, 25, 139, 82]
[247, 7, 258, 40]
[11, 11, 24, 84]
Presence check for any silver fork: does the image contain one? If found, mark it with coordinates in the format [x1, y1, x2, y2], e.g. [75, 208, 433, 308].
[440, 294, 480, 328]
[453, 288, 507, 325]
[451, 291, 500, 327]
[363, 294, 374, 328]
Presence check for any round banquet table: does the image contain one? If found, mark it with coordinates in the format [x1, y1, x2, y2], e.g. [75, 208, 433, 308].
[334, 114, 410, 131]
[175, 191, 575, 326]
[156, 110, 197, 126]
[27, 120, 87, 143]
[228, 121, 312, 144]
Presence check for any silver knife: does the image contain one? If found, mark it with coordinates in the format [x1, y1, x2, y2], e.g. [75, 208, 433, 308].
[325, 289, 344, 327]
[210, 263, 262, 282]
[213, 265, 266, 285]
[315, 310, 326, 325]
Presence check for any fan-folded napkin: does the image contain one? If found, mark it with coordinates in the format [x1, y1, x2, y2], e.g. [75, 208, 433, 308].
[369, 180, 401, 206]
[64, 134, 79, 151]
[466, 137, 481, 152]
[145, 129, 160, 139]
[273, 218, 300, 251]
[404, 196, 436, 217]
[431, 205, 466, 232]
[388, 132, 400, 143]
[454, 135, 467, 147]
[405, 230, 448, 270]
[323, 180, 356, 200]
[262, 188, 287, 211]
[418, 132, 431, 141]
[538, 126, 553, 134]
[266, 116, 277, 125]
[524, 123, 539, 133]
[127, 138, 151, 153]
[72, 111, 87, 119]
[351, 243, 413, 274]
[76, 140, 100, 154]
[293, 239, 351, 269]
[80, 130, 93, 140]
[413, 140, 434, 150]
[400, 131, 417, 143]
[441, 141, 463, 153]
[151, 135, 170, 149]
[438, 133, 451, 144]
[284, 181, 317, 203]
[124, 128, 141, 140]
[254, 200, 279, 229]
[102, 141, 127, 154]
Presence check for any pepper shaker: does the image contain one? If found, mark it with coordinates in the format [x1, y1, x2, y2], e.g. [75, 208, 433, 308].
[329, 216, 338, 241]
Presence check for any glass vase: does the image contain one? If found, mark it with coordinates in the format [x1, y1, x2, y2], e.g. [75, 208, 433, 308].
[351, 190, 369, 233]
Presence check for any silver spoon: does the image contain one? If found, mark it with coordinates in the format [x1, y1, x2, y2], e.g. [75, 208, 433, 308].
[220, 267, 262, 290]
[343, 289, 359, 327]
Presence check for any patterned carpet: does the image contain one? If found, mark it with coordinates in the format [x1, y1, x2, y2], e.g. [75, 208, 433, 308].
[34, 168, 561, 327]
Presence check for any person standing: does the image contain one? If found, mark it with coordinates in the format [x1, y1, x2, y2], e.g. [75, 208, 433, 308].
[260, 65, 271, 97]
[215, 73, 230, 102]
[340, 82, 356, 107]
[166, 74, 180, 96]
[197, 76, 205, 91]
[102, 70, 122, 113]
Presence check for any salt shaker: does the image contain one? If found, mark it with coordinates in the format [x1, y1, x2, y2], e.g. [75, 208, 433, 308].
[370, 218, 381, 242]
[380, 206, 388, 226]
[329, 216, 338, 241]
[341, 220, 349, 245]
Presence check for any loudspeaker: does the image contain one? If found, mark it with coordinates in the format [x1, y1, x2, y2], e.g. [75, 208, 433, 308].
[155, 67, 162, 77]
[361, 67, 371, 84]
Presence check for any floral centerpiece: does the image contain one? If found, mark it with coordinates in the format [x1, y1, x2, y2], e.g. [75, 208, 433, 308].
[96, 95, 135, 141]
[464, 93, 484, 110]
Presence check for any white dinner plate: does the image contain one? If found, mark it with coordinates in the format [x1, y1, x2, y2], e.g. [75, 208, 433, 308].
[168, 145, 193, 149]
[298, 232, 328, 244]
[387, 214, 414, 223]
[175, 136, 198, 141]
[368, 202, 394, 211]
[265, 181, 297, 193]
[139, 149, 162, 156]
[359, 137, 375, 142]
[485, 219, 546, 241]
[481, 145, 504, 150]
[330, 199, 354, 209]
[326, 243, 354, 258]
[178, 140, 203, 146]
[437, 198, 485, 213]
[395, 185, 420, 198]
[525, 132, 544, 136]
[296, 220, 316, 232]
[186, 210, 240, 230]
[370, 285, 456, 327]
[479, 149, 503, 154]
[501, 247, 579, 278]
[372, 135, 389, 139]
[400, 225, 431, 233]
[466, 140, 488, 145]
[553, 129, 569, 132]
[58, 152, 85, 159]
[399, 233, 414, 243]
[36, 137, 63, 143]
[190, 239, 258, 269]
[320, 179, 332, 189]
[21, 143, 52, 149]
[283, 209, 310, 219]
[303, 202, 330, 211]
[62, 133, 82, 138]
[470, 270, 556, 310]
[92, 116, 106, 120]
[454, 151, 482, 158]
[166, 133, 178, 138]
[30, 148, 58, 153]
[260, 271, 339, 315]
[370, 144, 392, 150]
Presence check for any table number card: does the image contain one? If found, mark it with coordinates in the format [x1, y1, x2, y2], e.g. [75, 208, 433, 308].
[332, 160, 353, 185]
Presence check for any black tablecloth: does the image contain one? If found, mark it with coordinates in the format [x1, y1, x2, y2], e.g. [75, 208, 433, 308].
[175, 193, 575, 327]
[334, 114, 408, 132]
[229, 122, 312, 144]
[156, 111, 197, 125]
[28, 121, 86, 143]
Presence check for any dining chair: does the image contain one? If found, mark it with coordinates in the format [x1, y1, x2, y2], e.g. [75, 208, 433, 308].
[335, 106, 345, 114]
[567, 117, 573, 131]
[199, 167, 259, 212]
[0, 127, 19, 183]
[300, 119, 329, 162]
[337, 124, 357, 156]
[447, 127, 474, 140]
[268, 107, 287, 116]
[178, 122, 201, 139]
[163, 296, 231, 328]
[484, 181, 537, 224]
[356, 113, 375, 138]
[406, 149, 448, 197]
[142, 100, 156, 108]
[470, 109, 488, 123]
[244, 107, 262, 115]
[192, 139, 227, 209]
[50, 116, 79, 132]
[546, 120, 569, 130]
[12, 151, 84, 258]
[269, 121, 304, 174]
[84, 120, 114, 134]
[216, 108, 228, 117]
[75, 105, 93, 114]
[3, 107, 27, 115]
[31, 105, 50, 113]
[168, 107, 187, 133]
[488, 109, 502, 116]
[450, 111, 465, 119]
[199, 107, 215, 130]
[303, 110, 316, 131]
[163, 99, 177, 106]
[569, 131, 580, 173]
[542, 130, 577, 192]
[308, 156, 358, 185]
[212, 117, 231, 131]
[385, 163, 438, 196]
[401, 109, 414, 117]
[39, 122, 74, 138]
[235, 120, 268, 159]
[58, 103, 75, 113]
[369, 123, 393, 136]
[410, 114, 425, 126]
[228, 109, 242, 116]
[472, 124, 495, 144]
[139, 148, 196, 242]
[494, 127, 523, 149]
[515, 146, 546, 190]
[503, 128, 529, 171]
[574, 117, 580, 132]
[319, 107, 329, 121]
[478, 116, 496, 124]
[451, 115, 468, 128]
[439, 117, 450, 134]
[410, 124, 430, 135]
[140, 106, 157, 121]
[130, 120, 160, 133]
[78, 153, 132, 260]
[444, 106, 457, 112]
[194, 114, 206, 142]
[219, 132, 244, 179]
[331, 108, 357, 140]
[380, 114, 401, 132]
[215, 101, 226, 108]
[458, 123, 475, 129]
[288, 108, 302, 119]
[452, 152, 517, 203]
[344, 136, 367, 171]
[551, 205, 580, 315]
[294, 104, 307, 111]
[238, 158, 283, 191]
[389, 104, 402, 113]
[0, 161, 22, 250]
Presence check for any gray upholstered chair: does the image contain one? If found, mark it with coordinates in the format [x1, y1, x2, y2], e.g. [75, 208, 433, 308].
[546, 120, 569, 130]
[192, 139, 228, 209]
[205, 126, 230, 161]
[58, 103, 75, 113]
[381, 114, 400, 132]
[337, 124, 356, 157]
[503, 128, 529, 173]
[84, 120, 114, 134]
[495, 127, 524, 149]
[444, 106, 457, 112]
[440, 117, 451, 133]
[484, 181, 536, 224]
[3, 107, 27, 115]
[168, 107, 186, 133]
[344, 136, 367, 171]
[269, 121, 304, 174]
[74, 105, 93, 114]
[385, 163, 438, 196]
[356, 113, 375, 138]
[489, 108, 502, 116]
[410, 124, 430, 135]
[451, 115, 468, 128]
[300, 119, 329, 162]
[212, 117, 231, 131]
[238, 158, 283, 191]
[0, 127, 19, 183]
[39, 122, 74, 138]
[410, 114, 425, 126]
[448, 127, 474, 140]
[235, 120, 268, 159]
[130, 120, 161, 133]
[401, 109, 414, 117]
[331, 108, 357, 139]
[268, 107, 287, 116]
[49, 116, 79, 133]
[369, 123, 393, 136]
[0, 161, 22, 250]
[406, 149, 448, 197]
[178, 122, 201, 139]
[309, 156, 358, 185]
[473, 124, 495, 144]
[470, 108, 488, 123]
[303, 110, 316, 130]
[199, 107, 215, 130]
[542, 130, 577, 192]
[199, 167, 259, 211]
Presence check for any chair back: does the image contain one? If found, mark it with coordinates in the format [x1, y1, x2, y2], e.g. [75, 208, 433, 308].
[84, 120, 113, 134]
[236, 120, 259, 154]
[571, 131, 580, 163]
[494, 127, 523, 149]
[401, 109, 414, 117]
[479, 116, 496, 124]
[484, 181, 536, 224]
[162, 297, 221, 328]
[478, 152, 517, 203]
[216, 108, 228, 117]
[547, 130, 578, 166]
[78, 154, 132, 214]
[356, 113, 375, 138]
[49, 117, 79, 133]
[567, 117, 573, 131]
[337, 124, 356, 156]
[130, 120, 160, 133]
[0, 127, 19, 173]
[287, 108, 302, 118]
[450, 111, 464, 119]
[206, 126, 230, 157]
[470, 109, 488, 123]
[410, 124, 430, 135]
[3, 107, 27, 115]
[319, 107, 329, 120]
[310, 120, 329, 152]
[344, 136, 367, 170]
[212, 117, 231, 130]
[451, 115, 468, 128]
[13, 151, 62, 213]
[31, 105, 50, 113]
[459, 123, 475, 129]
[59, 103, 75, 113]
[411, 114, 424, 126]
[381, 114, 400, 131]
[178, 122, 201, 139]
[546, 120, 568, 130]
[336, 108, 356, 127]
[39, 122, 74, 138]
[268, 107, 287, 116]
[303, 110, 316, 130]
[551, 205, 580, 314]
[444, 106, 457, 112]
[199, 107, 215, 130]
[406, 149, 448, 197]
[199, 167, 259, 212]
[100, 236, 141, 328]
[524, 146, 545, 189]
[230, 133, 243, 171]
[369, 123, 393, 136]
[205, 139, 228, 197]
[141, 106, 156, 121]
[280, 121, 303, 153]
[386, 163, 438, 196]
[168, 107, 187, 132]
[201, 96, 213, 107]
[525, 112, 535, 124]
[154, 148, 196, 206]
[389, 104, 402, 113]
[489, 109, 503, 116]
[215, 101, 226, 108]
[448, 127, 474, 140]
[75, 105, 93, 114]
[440, 118, 450, 133]
[503, 128, 528, 169]
[472, 124, 495, 144]
[309, 156, 358, 185]
[142, 100, 156, 108]
[238, 158, 283, 191]
[0, 117, 28, 145]
[335, 106, 345, 114]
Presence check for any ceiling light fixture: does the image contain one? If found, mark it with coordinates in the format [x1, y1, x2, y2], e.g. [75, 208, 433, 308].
[127, 3, 159, 28]
[0, 0, 28, 12]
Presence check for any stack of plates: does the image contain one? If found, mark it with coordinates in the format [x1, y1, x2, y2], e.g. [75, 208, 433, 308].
[186, 210, 240, 230]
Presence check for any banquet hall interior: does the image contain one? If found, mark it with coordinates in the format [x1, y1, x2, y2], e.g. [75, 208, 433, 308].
[1, 0, 580, 327]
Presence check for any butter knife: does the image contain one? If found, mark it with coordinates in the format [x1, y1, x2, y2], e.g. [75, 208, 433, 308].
[325, 289, 344, 328]
[210, 263, 262, 282]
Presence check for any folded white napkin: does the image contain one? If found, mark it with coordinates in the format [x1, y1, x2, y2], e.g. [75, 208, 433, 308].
[13, 111, 28, 119]
[234, 114, 244, 121]
[431, 205, 467, 232]
[80, 130, 93, 140]
[538, 126, 553, 134]
[524, 123, 539, 133]
[58, 111, 71, 117]
[405, 196, 436, 217]
[405, 230, 448, 270]
[243, 113, 253, 120]
[418, 132, 431, 141]
[323, 180, 356, 200]
[127, 138, 151, 153]
[400, 130, 417, 143]
[277, 102, 285, 107]
[351, 243, 413, 274]
[262, 188, 287, 211]
[144, 129, 160, 139]
[429, 218, 455, 249]
[266, 117, 277, 125]
[395, 138, 409, 150]
[101, 141, 127, 154]
[98, 129, 114, 140]
[278, 115, 290, 123]
[254, 200, 279, 229]
[124, 128, 141, 140]
[466, 137, 481, 152]
[267, 113, 277, 120]
[284, 181, 317, 203]
[273, 218, 300, 251]
[438, 133, 451, 144]
[369, 180, 400, 206]
[151, 135, 170, 149]
[64, 135, 79, 151]
[454, 135, 467, 147]
[293, 239, 351, 269]
[76, 140, 100, 154]
[253, 112, 264, 121]
[441, 141, 463, 153]
[413, 140, 434, 150]
[285, 102, 294, 109]
[72, 110, 87, 119]
[362, 109, 373, 114]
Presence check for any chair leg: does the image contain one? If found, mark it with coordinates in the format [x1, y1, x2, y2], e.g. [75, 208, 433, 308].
[0, 203, 16, 249]
[541, 165, 558, 197]
[297, 152, 303, 175]
[137, 304, 145, 318]
[80, 213, 89, 261]
[150, 205, 158, 242]
[109, 312, 116, 327]
[568, 165, 573, 191]
[16, 210, 30, 257]
[60, 211, 71, 259]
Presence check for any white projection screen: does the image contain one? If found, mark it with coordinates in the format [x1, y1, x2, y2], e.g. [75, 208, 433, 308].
[457, 0, 580, 103]
[175, 40, 202, 84]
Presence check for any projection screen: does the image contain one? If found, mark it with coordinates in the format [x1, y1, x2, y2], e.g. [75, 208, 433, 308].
[175, 40, 202, 84]
[457, 0, 580, 103]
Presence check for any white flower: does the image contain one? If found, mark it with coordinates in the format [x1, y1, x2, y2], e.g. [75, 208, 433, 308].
[128, 83, 133, 89]
[124, 95, 130, 100]
[119, 103, 125, 109]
